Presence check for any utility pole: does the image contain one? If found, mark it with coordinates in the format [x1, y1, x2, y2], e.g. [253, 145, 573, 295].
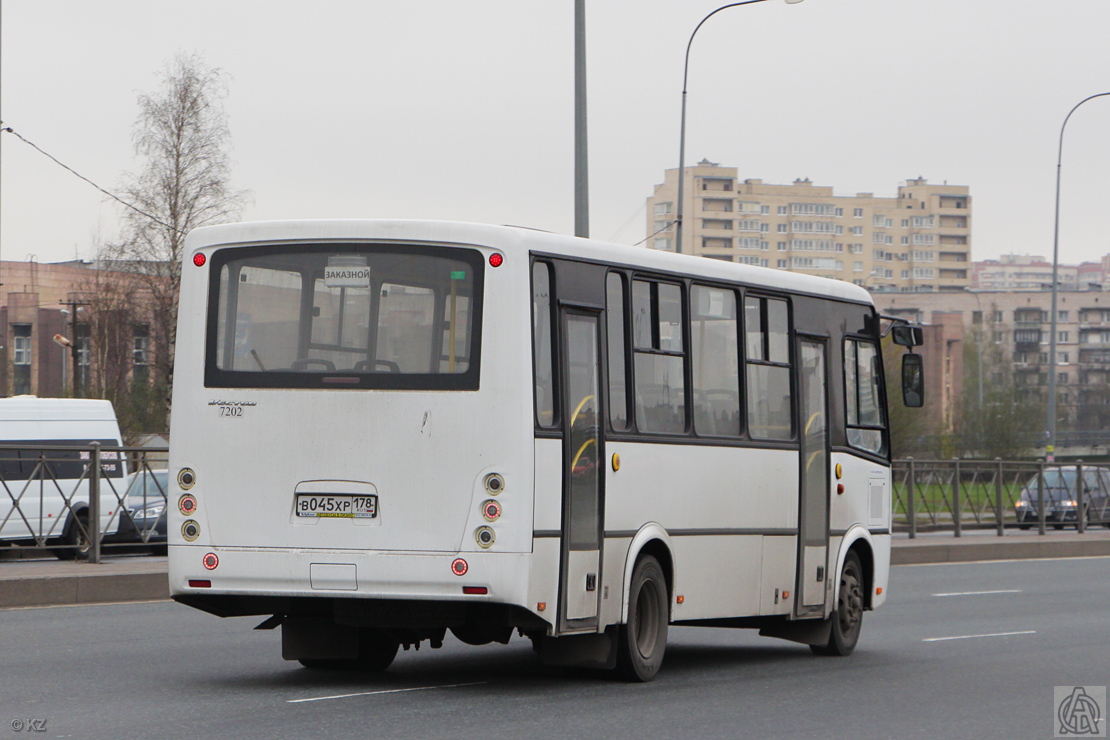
[574, 0, 589, 238]
[60, 297, 89, 398]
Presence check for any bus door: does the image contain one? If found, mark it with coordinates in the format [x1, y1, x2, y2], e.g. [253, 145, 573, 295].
[796, 337, 830, 618]
[559, 308, 604, 630]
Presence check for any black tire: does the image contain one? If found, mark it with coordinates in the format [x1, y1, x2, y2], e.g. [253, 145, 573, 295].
[298, 629, 399, 672]
[615, 555, 668, 682]
[811, 551, 864, 657]
[53, 511, 90, 561]
[1018, 524, 1031, 531]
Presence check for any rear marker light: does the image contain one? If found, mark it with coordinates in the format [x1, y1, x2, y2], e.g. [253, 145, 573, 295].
[876, 587, 883, 596]
[451, 558, 469, 576]
[676, 595, 685, 604]
[482, 500, 502, 522]
[484, 473, 504, 495]
[178, 494, 198, 516]
[193, 253, 206, 267]
[202, 553, 219, 570]
[189, 579, 211, 588]
[475, 526, 495, 548]
[178, 468, 196, 489]
[181, 520, 201, 541]
[537, 602, 547, 612]
[462, 586, 488, 595]
[489, 253, 504, 268]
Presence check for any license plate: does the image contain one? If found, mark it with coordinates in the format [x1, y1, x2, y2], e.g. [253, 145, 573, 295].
[295, 493, 377, 519]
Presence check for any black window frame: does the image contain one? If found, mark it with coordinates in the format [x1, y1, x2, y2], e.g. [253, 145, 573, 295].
[204, 242, 485, 391]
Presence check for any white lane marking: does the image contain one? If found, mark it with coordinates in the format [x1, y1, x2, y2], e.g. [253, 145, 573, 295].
[932, 589, 1023, 597]
[923, 630, 1036, 642]
[288, 681, 486, 704]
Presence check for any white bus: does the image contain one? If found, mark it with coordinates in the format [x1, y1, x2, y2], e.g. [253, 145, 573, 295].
[168, 220, 922, 681]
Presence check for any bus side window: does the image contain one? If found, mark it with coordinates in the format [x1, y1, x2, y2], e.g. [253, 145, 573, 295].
[844, 338, 886, 454]
[691, 285, 740, 437]
[744, 296, 792, 441]
[606, 273, 631, 432]
[632, 279, 687, 434]
[532, 262, 557, 429]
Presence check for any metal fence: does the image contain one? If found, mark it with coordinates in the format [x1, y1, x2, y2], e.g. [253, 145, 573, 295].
[0, 444, 169, 562]
[5, 446, 1104, 560]
[893, 458, 1110, 538]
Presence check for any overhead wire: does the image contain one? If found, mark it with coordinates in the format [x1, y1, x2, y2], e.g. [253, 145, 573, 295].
[1, 123, 186, 236]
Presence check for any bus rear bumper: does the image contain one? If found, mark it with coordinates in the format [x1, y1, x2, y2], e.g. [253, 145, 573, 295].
[168, 545, 534, 611]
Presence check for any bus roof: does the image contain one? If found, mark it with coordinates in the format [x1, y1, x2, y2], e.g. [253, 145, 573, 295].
[185, 219, 875, 306]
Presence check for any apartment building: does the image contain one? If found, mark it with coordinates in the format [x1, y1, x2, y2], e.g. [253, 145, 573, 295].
[973, 253, 1110, 291]
[874, 289, 1110, 442]
[646, 162, 971, 293]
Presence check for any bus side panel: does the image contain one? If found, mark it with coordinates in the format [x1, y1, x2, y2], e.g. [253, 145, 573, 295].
[669, 536, 763, 621]
[528, 438, 562, 632]
[605, 442, 797, 621]
[760, 535, 796, 615]
[829, 453, 891, 610]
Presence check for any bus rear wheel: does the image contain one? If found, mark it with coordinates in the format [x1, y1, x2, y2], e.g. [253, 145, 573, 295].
[298, 629, 399, 672]
[811, 551, 863, 657]
[615, 555, 668, 682]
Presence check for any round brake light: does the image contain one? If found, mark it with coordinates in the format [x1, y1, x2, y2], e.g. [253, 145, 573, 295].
[202, 552, 219, 570]
[489, 253, 503, 268]
[193, 253, 207, 267]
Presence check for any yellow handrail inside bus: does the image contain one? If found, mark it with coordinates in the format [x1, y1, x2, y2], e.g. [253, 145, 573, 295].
[571, 438, 597, 472]
[570, 394, 595, 427]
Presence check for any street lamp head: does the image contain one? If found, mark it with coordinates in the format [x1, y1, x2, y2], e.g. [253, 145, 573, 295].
[784, 0, 805, 3]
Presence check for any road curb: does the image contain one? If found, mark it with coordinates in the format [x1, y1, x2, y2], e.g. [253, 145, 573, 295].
[0, 571, 169, 609]
[891, 537, 1110, 565]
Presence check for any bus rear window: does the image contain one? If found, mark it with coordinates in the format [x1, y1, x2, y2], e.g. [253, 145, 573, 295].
[205, 244, 483, 390]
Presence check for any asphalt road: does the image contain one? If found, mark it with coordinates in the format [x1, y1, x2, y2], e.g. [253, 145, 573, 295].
[3, 557, 1108, 740]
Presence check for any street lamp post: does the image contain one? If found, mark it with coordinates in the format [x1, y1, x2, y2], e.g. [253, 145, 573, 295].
[674, 0, 804, 254]
[1046, 92, 1110, 462]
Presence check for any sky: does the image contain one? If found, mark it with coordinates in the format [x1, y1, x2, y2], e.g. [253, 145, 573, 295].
[3, 0, 1110, 267]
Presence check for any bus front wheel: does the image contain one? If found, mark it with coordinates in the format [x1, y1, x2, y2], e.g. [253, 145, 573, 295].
[811, 551, 863, 657]
[615, 555, 668, 682]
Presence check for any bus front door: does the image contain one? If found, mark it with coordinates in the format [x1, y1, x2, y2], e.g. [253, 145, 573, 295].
[559, 310, 603, 630]
[796, 337, 830, 618]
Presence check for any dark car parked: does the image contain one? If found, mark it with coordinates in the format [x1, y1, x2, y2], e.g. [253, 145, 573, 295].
[113, 469, 168, 553]
[1015, 466, 1110, 529]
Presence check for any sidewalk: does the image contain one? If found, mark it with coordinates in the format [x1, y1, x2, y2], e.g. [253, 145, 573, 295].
[2, 529, 1110, 609]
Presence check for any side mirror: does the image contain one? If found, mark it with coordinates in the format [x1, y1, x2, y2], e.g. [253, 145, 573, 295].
[902, 353, 924, 408]
[891, 325, 924, 347]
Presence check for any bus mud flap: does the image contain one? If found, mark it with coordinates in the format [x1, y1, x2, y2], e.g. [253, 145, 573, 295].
[536, 629, 617, 669]
[759, 617, 832, 647]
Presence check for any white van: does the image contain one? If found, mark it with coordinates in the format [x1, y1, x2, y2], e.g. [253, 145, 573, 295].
[0, 397, 128, 559]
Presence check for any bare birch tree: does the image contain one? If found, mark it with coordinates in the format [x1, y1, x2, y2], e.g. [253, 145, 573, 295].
[108, 52, 248, 416]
